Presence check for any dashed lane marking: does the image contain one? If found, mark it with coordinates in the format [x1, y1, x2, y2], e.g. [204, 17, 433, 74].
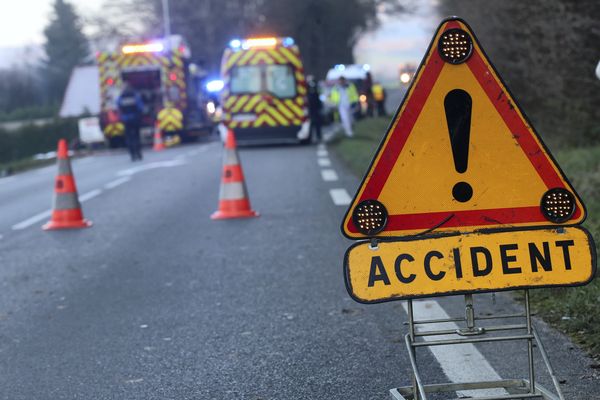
[317, 148, 328, 157]
[321, 169, 338, 182]
[79, 189, 103, 203]
[116, 159, 186, 177]
[329, 188, 351, 206]
[401, 300, 506, 398]
[318, 158, 331, 167]
[104, 176, 131, 190]
[12, 210, 52, 230]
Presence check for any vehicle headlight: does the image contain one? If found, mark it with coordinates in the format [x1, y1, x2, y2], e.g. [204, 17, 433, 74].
[206, 101, 216, 114]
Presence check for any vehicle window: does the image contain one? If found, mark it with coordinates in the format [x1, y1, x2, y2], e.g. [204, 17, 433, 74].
[266, 65, 296, 98]
[230, 66, 262, 94]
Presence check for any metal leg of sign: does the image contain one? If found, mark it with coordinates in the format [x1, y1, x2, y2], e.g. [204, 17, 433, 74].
[389, 292, 564, 400]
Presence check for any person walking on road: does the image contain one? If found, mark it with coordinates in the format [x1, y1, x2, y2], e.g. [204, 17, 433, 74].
[307, 76, 323, 142]
[330, 76, 359, 138]
[117, 83, 144, 161]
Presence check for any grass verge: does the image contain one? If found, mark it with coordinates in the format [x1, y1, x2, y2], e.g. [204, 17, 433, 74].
[331, 116, 600, 358]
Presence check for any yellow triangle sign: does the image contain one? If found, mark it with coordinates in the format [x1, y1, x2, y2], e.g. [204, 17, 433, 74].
[342, 17, 586, 239]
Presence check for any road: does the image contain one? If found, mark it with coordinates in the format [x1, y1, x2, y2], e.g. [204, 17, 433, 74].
[0, 116, 598, 398]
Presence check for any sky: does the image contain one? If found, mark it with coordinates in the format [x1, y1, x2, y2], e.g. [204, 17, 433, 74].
[0, 0, 438, 79]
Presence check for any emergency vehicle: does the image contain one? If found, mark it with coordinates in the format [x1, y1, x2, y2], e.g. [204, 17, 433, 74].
[219, 37, 310, 144]
[97, 35, 212, 147]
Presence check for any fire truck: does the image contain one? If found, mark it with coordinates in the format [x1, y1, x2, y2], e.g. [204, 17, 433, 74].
[97, 36, 213, 147]
[219, 37, 310, 144]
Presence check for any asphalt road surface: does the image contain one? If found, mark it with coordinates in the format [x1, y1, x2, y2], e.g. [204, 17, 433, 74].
[0, 125, 599, 399]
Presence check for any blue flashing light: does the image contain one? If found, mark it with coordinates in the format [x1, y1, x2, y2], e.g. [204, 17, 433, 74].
[229, 39, 242, 49]
[282, 37, 295, 47]
[206, 79, 224, 92]
[363, 64, 371, 71]
[335, 64, 346, 71]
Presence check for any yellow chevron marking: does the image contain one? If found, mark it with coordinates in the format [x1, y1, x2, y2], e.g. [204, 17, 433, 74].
[295, 71, 305, 82]
[225, 50, 244, 71]
[255, 113, 277, 127]
[228, 120, 239, 128]
[272, 99, 295, 119]
[238, 49, 257, 66]
[231, 95, 250, 113]
[255, 102, 268, 113]
[279, 47, 302, 69]
[250, 51, 275, 65]
[243, 95, 261, 112]
[267, 49, 287, 64]
[265, 107, 289, 125]
[285, 99, 303, 117]
[241, 121, 251, 129]
[224, 96, 237, 109]
[297, 85, 307, 95]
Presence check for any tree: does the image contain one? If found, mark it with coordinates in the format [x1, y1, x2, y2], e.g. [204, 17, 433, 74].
[437, 0, 600, 146]
[43, 0, 90, 102]
[94, 0, 411, 78]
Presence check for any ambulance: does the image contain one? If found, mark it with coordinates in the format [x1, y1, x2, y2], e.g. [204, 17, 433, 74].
[219, 37, 310, 144]
[97, 36, 213, 147]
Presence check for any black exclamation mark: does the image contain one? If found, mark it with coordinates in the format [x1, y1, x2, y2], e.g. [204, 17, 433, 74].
[444, 89, 473, 202]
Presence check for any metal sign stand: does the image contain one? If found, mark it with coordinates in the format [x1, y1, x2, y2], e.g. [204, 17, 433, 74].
[390, 290, 565, 400]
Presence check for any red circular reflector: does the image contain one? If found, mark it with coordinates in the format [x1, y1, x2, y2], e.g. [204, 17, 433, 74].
[106, 78, 114, 86]
[169, 73, 178, 81]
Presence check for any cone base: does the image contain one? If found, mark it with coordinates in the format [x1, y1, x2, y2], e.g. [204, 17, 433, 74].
[211, 210, 259, 220]
[42, 219, 92, 230]
[153, 144, 165, 151]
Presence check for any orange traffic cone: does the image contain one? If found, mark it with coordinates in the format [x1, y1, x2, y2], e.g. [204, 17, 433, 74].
[43, 139, 92, 230]
[153, 121, 165, 151]
[211, 130, 259, 219]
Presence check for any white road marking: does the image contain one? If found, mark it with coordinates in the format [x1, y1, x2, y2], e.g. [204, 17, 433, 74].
[12, 210, 52, 230]
[317, 148, 328, 157]
[79, 189, 102, 203]
[318, 157, 331, 167]
[317, 143, 327, 151]
[104, 176, 131, 190]
[321, 169, 338, 182]
[402, 300, 506, 398]
[116, 159, 186, 176]
[329, 188, 351, 206]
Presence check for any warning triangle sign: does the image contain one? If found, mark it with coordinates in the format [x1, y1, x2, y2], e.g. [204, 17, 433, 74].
[342, 17, 586, 239]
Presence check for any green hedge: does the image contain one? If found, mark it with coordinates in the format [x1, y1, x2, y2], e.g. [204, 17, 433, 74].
[0, 118, 79, 164]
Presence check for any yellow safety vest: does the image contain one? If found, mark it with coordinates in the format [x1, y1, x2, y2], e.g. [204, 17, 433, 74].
[330, 84, 359, 105]
[372, 84, 385, 101]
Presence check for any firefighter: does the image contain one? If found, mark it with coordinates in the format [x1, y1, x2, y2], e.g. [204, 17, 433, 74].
[117, 83, 144, 161]
[307, 75, 323, 142]
[330, 76, 359, 138]
[372, 82, 387, 117]
[363, 71, 375, 117]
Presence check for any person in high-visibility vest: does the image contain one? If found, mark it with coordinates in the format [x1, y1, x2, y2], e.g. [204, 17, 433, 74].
[330, 76, 359, 137]
[372, 82, 387, 117]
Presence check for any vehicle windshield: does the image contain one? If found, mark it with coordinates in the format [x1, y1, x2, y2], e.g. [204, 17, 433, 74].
[230, 64, 296, 98]
[265, 65, 296, 98]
